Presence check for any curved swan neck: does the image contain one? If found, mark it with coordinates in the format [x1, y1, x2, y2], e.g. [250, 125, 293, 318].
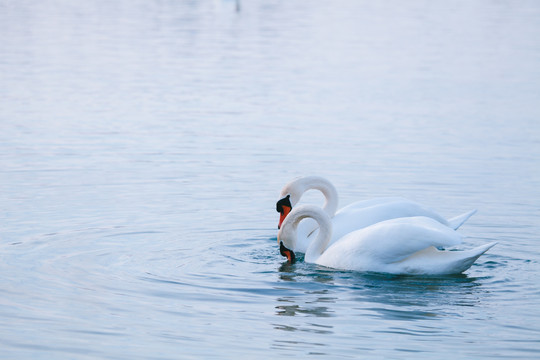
[280, 176, 338, 217]
[278, 205, 332, 262]
[305, 210, 332, 262]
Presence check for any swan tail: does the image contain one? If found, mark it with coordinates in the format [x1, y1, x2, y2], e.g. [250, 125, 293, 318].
[450, 241, 497, 274]
[447, 209, 477, 230]
[397, 241, 497, 275]
[466, 241, 497, 260]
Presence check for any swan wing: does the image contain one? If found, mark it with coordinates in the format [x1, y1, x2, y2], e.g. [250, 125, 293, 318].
[329, 200, 450, 243]
[320, 216, 463, 269]
[388, 242, 497, 275]
[337, 198, 447, 223]
[336, 197, 407, 213]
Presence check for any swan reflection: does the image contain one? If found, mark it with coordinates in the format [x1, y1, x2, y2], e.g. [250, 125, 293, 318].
[275, 299, 336, 318]
[275, 260, 489, 322]
[271, 244, 493, 355]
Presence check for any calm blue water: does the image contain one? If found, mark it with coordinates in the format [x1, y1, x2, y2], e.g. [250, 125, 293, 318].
[1, 0, 540, 358]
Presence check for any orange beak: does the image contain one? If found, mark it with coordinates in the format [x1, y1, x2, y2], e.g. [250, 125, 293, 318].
[278, 205, 291, 229]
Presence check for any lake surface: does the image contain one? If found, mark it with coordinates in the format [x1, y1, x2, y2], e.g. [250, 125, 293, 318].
[1, 0, 540, 358]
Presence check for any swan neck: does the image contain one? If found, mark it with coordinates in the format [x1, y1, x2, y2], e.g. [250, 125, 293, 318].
[304, 209, 332, 263]
[314, 178, 338, 217]
[286, 176, 338, 217]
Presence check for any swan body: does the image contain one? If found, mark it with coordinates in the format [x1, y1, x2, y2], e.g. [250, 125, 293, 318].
[276, 176, 477, 253]
[278, 205, 496, 275]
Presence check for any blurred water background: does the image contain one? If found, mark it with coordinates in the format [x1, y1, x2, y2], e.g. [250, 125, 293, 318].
[1, 0, 540, 358]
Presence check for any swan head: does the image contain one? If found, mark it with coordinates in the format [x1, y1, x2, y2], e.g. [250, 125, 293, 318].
[276, 195, 292, 229]
[278, 205, 332, 264]
[278, 177, 306, 206]
[277, 202, 303, 263]
[276, 176, 337, 229]
[276, 177, 316, 229]
[279, 241, 296, 263]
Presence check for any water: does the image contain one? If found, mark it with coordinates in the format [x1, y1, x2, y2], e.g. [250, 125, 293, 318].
[1, 0, 540, 358]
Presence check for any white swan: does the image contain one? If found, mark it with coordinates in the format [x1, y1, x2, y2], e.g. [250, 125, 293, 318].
[276, 176, 477, 253]
[278, 205, 496, 275]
